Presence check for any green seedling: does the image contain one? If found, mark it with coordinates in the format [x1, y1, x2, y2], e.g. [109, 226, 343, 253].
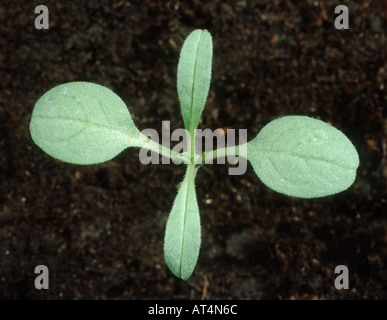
[30, 29, 359, 280]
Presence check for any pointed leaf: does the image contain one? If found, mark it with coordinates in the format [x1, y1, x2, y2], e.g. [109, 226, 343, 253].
[30, 82, 143, 165]
[164, 165, 201, 280]
[177, 29, 212, 132]
[247, 116, 359, 198]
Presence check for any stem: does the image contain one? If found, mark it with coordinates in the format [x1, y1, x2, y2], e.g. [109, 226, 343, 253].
[200, 143, 248, 164]
[140, 137, 189, 164]
[138, 135, 248, 167]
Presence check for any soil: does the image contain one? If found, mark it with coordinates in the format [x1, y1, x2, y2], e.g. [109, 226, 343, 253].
[0, 0, 386, 300]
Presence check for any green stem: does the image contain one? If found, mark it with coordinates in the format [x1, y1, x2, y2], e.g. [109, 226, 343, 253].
[140, 137, 189, 164]
[200, 143, 248, 164]
[138, 136, 248, 167]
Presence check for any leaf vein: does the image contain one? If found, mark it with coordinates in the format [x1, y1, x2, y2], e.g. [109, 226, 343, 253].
[258, 148, 355, 170]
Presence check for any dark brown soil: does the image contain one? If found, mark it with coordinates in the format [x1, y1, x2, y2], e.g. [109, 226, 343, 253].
[0, 0, 386, 299]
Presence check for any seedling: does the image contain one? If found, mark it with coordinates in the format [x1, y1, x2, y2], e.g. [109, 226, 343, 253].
[30, 29, 359, 280]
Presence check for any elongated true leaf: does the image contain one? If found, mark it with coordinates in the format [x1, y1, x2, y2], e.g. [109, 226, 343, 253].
[177, 29, 212, 132]
[30, 82, 143, 165]
[164, 165, 201, 280]
[247, 116, 359, 198]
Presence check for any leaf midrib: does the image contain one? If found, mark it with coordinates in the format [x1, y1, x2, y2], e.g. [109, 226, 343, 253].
[188, 31, 203, 155]
[179, 164, 195, 278]
[251, 147, 357, 170]
[31, 114, 140, 145]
